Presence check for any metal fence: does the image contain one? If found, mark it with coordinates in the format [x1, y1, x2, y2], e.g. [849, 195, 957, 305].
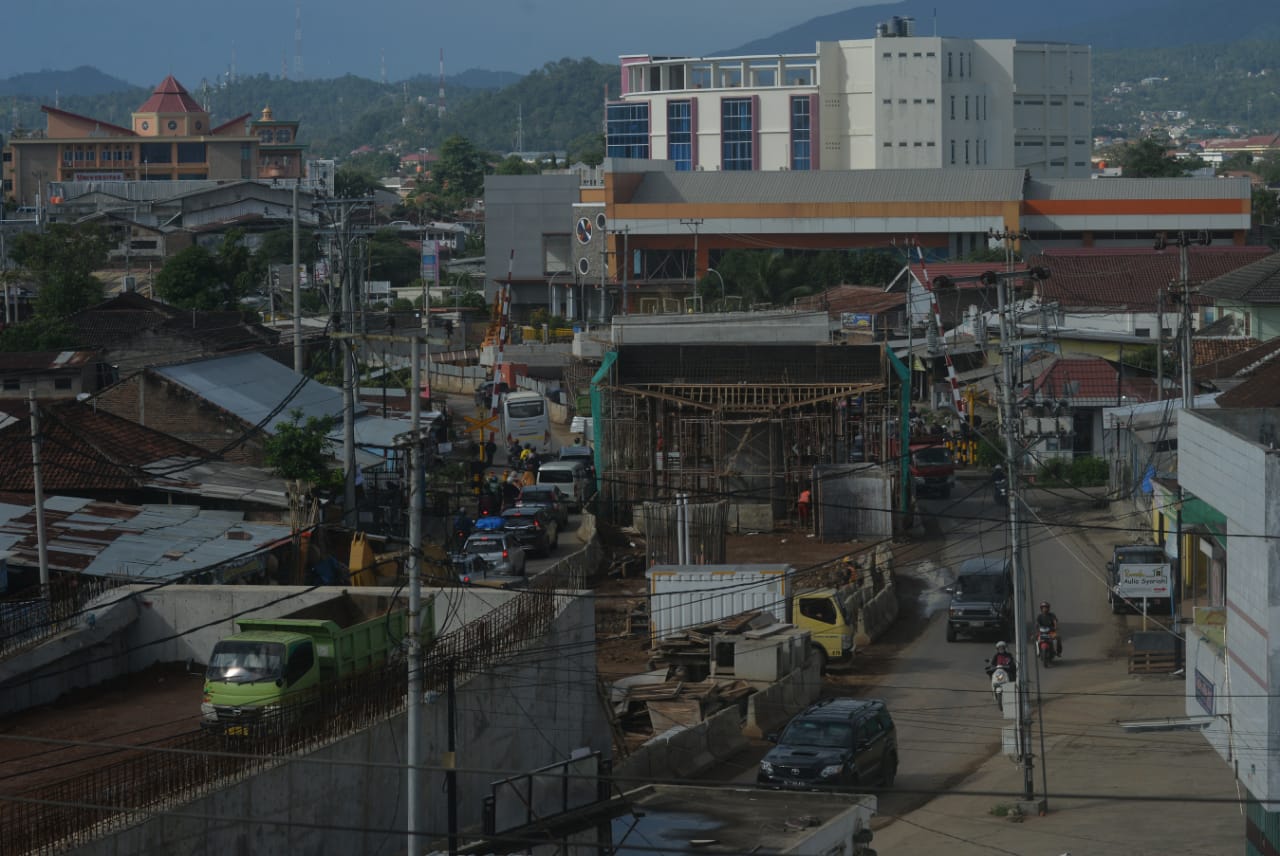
[0, 582, 569, 855]
[0, 576, 127, 661]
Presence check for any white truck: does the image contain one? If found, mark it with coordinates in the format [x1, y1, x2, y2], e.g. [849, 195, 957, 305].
[1107, 543, 1173, 615]
[646, 563, 857, 671]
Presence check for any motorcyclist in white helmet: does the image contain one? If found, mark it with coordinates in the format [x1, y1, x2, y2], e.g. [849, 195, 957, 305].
[987, 640, 1017, 683]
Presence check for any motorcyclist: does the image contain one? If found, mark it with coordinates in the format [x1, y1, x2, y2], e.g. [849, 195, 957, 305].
[987, 641, 1017, 683]
[1036, 601, 1062, 657]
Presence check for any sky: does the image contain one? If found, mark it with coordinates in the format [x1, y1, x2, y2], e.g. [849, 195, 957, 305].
[2, 0, 876, 87]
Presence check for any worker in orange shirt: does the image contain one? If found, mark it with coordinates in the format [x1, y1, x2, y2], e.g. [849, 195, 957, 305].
[798, 487, 812, 527]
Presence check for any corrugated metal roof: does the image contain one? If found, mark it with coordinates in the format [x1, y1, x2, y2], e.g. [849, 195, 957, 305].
[1026, 177, 1252, 201]
[0, 498, 292, 579]
[155, 352, 354, 433]
[628, 169, 1027, 205]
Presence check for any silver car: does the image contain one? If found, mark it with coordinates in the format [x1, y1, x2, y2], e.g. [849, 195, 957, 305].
[461, 532, 527, 576]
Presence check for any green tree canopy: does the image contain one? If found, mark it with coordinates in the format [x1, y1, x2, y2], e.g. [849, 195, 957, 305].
[263, 410, 342, 490]
[1120, 138, 1206, 177]
[9, 224, 108, 318]
[0, 317, 76, 352]
[334, 167, 384, 198]
[154, 245, 228, 310]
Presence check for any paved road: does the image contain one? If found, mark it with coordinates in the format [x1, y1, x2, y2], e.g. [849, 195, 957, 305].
[702, 478, 1238, 853]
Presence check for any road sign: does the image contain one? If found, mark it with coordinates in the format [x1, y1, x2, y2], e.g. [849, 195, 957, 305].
[462, 412, 498, 439]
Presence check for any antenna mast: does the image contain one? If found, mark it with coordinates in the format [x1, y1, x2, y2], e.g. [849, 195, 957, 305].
[294, 0, 304, 80]
[438, 49, 446, 117]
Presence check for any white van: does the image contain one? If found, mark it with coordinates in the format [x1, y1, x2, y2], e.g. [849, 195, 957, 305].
[536, 461, 590, 511]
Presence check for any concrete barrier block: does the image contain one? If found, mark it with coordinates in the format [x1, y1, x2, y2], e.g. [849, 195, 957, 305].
[665, 724, 714, 778]
[705, 707, 746, 761]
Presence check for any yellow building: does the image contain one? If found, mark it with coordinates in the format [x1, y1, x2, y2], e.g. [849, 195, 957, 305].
[2, 76, 303, 208]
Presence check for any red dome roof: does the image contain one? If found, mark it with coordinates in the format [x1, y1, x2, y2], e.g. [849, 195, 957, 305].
[136, 75, 204, 114]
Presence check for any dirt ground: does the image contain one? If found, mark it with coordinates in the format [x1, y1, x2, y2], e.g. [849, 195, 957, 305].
[0, 662, 202, 795]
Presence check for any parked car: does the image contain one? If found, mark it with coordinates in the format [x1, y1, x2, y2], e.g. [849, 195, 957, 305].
[536, 460, 591, 511]
[516, 484, 570, 528]
[500, 506, 559, 557]
[758, 697, 898, 789]
[944, 556, 1014, 642]
[460, 531, 527, 576]
[558, 444, 594, 476]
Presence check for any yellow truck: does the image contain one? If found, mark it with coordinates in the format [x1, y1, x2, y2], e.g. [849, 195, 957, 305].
[646, 564, 856, 671]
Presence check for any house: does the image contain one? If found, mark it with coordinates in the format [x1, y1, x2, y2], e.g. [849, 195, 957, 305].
[1178, 403, 1280, 854]
[1030, 247, 1274, 351]
[793, 285, 907, 340]
[1193, 336, 1280, 395]
[1021, 355, 1156, 457]
[0, 350, 108, 400]
[0, 399, 287, 510]
[1198, 251, 1280, 340]
[66, 291, 279, 375]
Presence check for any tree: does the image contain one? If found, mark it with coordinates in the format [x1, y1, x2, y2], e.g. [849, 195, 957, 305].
[496, 154, 536, 175]
[566, 131, 605, 167]
[263, 410, 342, 491]
[334, 167, 383, 199]
[1120, 138, 1204, 178]
[9, 223, 108, 318]
[0, 317, 75, 352]
[366, 229, 421, 287]
[1254, 187, 1279, 227]
[154, 245, 229, 310]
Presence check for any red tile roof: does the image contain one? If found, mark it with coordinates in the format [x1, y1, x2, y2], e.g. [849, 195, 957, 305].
[1192, 337, 1261, 367]
[0, 401, 205, 492]
[1215, 360, 1280, 407]
[1025, 356, 1156, 406]
[135, 75, 204, 114]
[1194, 336, 1280, 382]
[908, 261, 1028, 289]
[1031, 247, 1273, 311]
[793, 285, 905, 316]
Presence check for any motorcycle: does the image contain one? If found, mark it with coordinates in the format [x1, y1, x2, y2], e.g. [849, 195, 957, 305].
[985, 659, 1013, 708]
[1037, 627, 1058, 668]
[992, 466, 1009, 506]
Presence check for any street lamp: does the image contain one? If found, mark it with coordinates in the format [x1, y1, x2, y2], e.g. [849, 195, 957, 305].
[706, 267, 725, 309]
[547, 269, 571, 320]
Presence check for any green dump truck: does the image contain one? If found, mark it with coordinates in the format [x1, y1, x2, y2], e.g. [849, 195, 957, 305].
[201, 592, 424, 735]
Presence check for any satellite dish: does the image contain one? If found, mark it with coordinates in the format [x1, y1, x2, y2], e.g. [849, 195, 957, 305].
[577, 257, 591, 276]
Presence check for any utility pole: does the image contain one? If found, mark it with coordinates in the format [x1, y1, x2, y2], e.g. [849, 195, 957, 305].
[292, 181, 303, 373]
[996, 269, 1039, 807]
[1156, 289, 1164, 401]
[406, 334, 424, 855]
[28, 391, 50, 589]
[680, 217, 703, 284]
[1156, 231, 1208, 409]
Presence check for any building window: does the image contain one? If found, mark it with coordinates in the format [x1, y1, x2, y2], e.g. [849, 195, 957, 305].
[947, 52, 953, 77]
[950, 96, 955, 120]
[1135, 328, 1151, 338]
[176, 143, 206, 164]
[62, 150, 73, 166]
[54, 378, 72, 391]
[926, 98, 936, 104]
[959, 53, 964, 77]
[950, 140, 955, 164]
[668, 101, 692, 171]
[139, 142, 172, 164]
[275, 129, 292, 143]
[606, 102, 651, 159]
[790, 96, 811, 170]
[2, 378, 18, 391]
[965, 140, 970, 164]
[259, 130, 274, 144]
[721, 97, 753, 171]
[965, 96, 969, 120]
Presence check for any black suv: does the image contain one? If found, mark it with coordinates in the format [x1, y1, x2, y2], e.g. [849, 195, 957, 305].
[500, 506, 559, 557]
[516, 484, 570, 528]
[945, 556, 1014, 642]
[758, 698, 897, 790]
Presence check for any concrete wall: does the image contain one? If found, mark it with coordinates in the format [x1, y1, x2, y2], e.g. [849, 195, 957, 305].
[1179, 408, 1280, 803]
[744, 658, 824, 738]
[72, 596, 610, 856]
[0, 585, 533, 718]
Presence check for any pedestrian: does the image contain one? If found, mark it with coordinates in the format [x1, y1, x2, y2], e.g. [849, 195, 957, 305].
[798, 487, 812, 526]
[484, 437, 497, 465]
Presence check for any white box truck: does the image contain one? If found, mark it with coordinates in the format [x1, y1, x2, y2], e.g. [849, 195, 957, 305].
[646, 563, 856, 671]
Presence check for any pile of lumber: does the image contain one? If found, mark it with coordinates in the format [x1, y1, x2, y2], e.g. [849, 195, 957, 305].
[615, 678, 754, 732]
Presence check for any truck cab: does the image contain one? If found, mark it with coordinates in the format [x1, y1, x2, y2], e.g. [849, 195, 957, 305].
[910, 443, 956, 499]
[792, 588, 857, 672]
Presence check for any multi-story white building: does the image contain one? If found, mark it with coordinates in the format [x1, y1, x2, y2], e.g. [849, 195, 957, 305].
[607, 26, 1091, 178]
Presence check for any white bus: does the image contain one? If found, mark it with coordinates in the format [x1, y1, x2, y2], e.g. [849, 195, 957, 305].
[502, 390, 551, 454]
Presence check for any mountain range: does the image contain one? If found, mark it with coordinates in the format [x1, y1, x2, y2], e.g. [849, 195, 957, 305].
[4, 1, 1278, 100]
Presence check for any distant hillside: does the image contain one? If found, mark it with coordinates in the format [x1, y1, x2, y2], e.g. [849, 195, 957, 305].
[724, 0, 1280, 54]
[0, 65, 136, 98]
